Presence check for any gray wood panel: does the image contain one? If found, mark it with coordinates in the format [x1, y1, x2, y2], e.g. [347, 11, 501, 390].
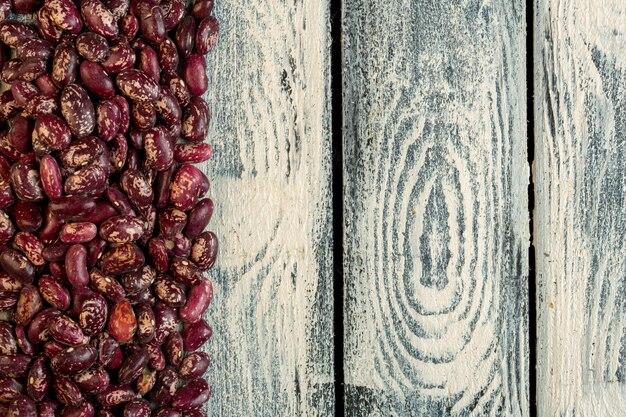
[342, 1, 529, 415]
[201, 1, 334, 415]
[534, 0, 626, 415]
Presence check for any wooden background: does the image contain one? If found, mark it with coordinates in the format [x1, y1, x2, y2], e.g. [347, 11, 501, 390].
[203, 0, 626, 415]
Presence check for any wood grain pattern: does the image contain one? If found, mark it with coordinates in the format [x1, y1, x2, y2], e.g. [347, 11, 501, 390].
[342, 1, 529, 415]
[200, 1, 334, 415]
[535, 0, 626, 415]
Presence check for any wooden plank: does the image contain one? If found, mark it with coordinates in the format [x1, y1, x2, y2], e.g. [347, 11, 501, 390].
[535, 0, 626, 415]
[200, 1, 334, 415]
[342, 1, 529, 415]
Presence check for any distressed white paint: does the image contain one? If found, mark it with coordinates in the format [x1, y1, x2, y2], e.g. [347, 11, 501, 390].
[342, 1, 529, 415]
[200, 0, 334, 415]
[535, 0, 626, 415]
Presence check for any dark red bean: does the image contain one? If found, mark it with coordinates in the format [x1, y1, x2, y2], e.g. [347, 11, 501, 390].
[182, 54, 208, 97]
[138, 46, 160, 82]
[158, 38, 179, 74]
[65, 244, 89, 287]
[196, 16, 219, 54]
[123, 399, 151, 417]
[139, 4, 165, 45]
[28, 309, 60, 344]
[61, 84, 96, 138]
[154, 408, 182, 417]
[155, 166, 175, 209]
[25, 355, 49, 401]
[85, 235, 108, 267]
[50, 345, 97, 376]
[60, 401, 95, 417]
[0, 354, 31, 378]
[48, 314, 84, 346]
[49, 196, 96, 220]
[175, 16, 195, 59]
[80, 61, 115, 99]
[96, 100, 122, 141]
[11, 162, 44, 202]
[184, 199, 213, 238]
[179, 279, 213, 324]
[181, 319, 212, 352]
[38, 399, 60, 417]
[120, 14, 138, 39]
[148, 237, 169, 273]
[0, 249, 35, 285]
[0, 210, 14, 243]
[7, 395, 37, 417]
[171, 379, 211, 412]
[35, 74, 59, 97]
[178, 352, 210, 381]
[191, 0, 214, 20]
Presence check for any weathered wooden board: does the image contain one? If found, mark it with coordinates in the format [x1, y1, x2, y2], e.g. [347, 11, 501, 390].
[535, 0, 626, 415]
[200, 1, 334, 415]
[342, 1, 529, 415]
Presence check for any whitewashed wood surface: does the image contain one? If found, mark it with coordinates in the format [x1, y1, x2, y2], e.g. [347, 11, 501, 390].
[201, 0, 335, 415]
[534, 0, 626, 415]
[342, 1, 529, 415]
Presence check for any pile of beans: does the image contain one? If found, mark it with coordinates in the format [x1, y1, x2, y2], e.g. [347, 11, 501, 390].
[0, 0, 219, 415]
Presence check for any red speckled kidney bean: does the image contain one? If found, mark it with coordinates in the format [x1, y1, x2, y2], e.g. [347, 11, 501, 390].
[102, 40, 136, 73]
[37, 7, 63, 42]
[14, 285, 43, 326]
[169, 258, 202, 287]
[95, 384, 136, 408]
[116, 69, 159, 102]
[89, 268, 126, 302]
[178, 352, 210, 381]
[81, 0, 119, 39]
[50, 345, 97, 376]
[171, 379, 211, 412]
[74, 368, 110, 394]
[120, 14, 138, 39]
[99, 215, 144, 244]
[139, 4, 166, 45]
[100, 242, 145, 275]
[0, 376, 24, 403]
[7, 394, 37, 417]
[65, 244, 89, 287]
[13, 231, 44, 266]
[52, 42, 79, 89]
[195, 16, 219, 55]
[154, 277, 185, 307]
[123, 399, 151, 417]
[11, 162, 44, 202]
[0, 249, 35, 285]
[184, 199, 213, 238]
[53, 376, 83, 407]
[60, 222, 98, 244]
[164, 332, 183, 367]
[137, 46, 160, 82]
[148, 237, 169, 273]
[120, 169, 153, 207]
[118, 349, 149, 385]
[151, 366, 178, 406]
[174, 144, 213, 164]
[0, 21, 36, 47]
[80, 61, 115, 99]
[61, 84, 96, 138]
[48, 314, 84, 347]
[76, 32, 109, 62]
[131, 101, 156, 131]
[153, 302, 177, 344]
[181, 96, 210, 143]
[35, 73, 59, 96]
[179, 279, 213, 324]
[190, 231, 218, 270]
[38, 274, 71, 310]
[182, 54, 208, 97]
[181, 319, 212, 352]
[175, 16, 195, 59]
[163, 74, 190, 108]
[60, 401, 95, 417]
[144, 127, 173, 171]
[157, 38, 179, 74]
[78, 293, 108, 336]
[191, 0, 214, 20]
[120, 265, 155, 296]
[46, 0, 83, 33]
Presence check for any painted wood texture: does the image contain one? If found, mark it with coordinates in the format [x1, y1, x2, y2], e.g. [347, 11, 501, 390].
[200, 1, 334, 415]
[342, 1, 529, 415]
[535, 0, 626, 415]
